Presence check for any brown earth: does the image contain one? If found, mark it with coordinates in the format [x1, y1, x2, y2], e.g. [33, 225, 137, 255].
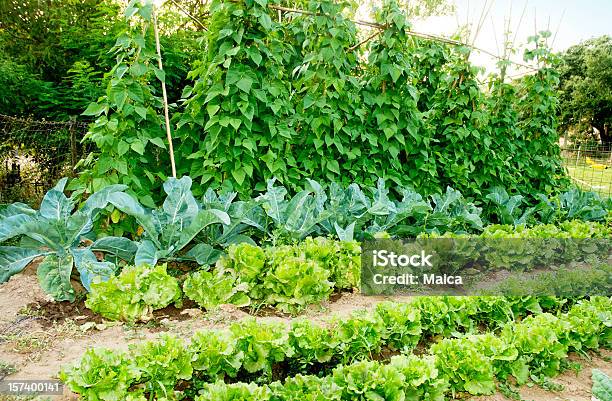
[0, 271, 609, 401]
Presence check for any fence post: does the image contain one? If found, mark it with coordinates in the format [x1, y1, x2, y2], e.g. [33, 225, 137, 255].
[69, 116, 77, 176]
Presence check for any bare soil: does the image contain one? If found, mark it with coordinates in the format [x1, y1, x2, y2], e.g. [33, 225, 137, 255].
[0, 272, 609, 401]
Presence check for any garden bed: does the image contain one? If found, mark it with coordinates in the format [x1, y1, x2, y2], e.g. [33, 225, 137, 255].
[1, 271, 610, 401]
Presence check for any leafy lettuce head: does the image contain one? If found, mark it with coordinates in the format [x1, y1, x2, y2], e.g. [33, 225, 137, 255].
[220, 243, 266, 281]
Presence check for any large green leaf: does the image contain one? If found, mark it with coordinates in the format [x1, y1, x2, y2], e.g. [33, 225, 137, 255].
[284, 190, 312, 228]
[346, 184, 371, 215]
[334, 222, 355, 241]
[22, 220, 64, 250]
[0, 214, 33, 243]
[176, 209, 230, 251]
[109, 192, 161, 247]
[432, 186, 462, 213]
[39, 178, 74, 221]
[37, 254, 75, 302]
[240, 204, 266, 232]
[0, 247, 46, 282]
[163, 176, 199, 222]
[161, 177, 200, 249]
[368, 178, 396, 216]
[184, 243, 222, 266]
[592, 369, 612, 401]
[375, 188, 431, 233]
[486, 187, 525, 225]
[66, 211, 95, 247]
[283, 192, 330, 239]
[81, 184, 128, 217]
[0, 203, 36, 219]
[216, 200, 263, 245]
[135, 240, 158, 266]
[108, 191, 146, 216]
[71, 248, 117, 292]
[91, 237, 137, 262]
[305, 179, 327, 213]
[257, 179, 287, 224]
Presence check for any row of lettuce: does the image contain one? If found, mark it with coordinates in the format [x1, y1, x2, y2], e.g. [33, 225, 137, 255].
[86, 219, 611, 320]
[0, 175, 610, 303]
[60, 296, 611, 400]
[85, 237, 360, 320]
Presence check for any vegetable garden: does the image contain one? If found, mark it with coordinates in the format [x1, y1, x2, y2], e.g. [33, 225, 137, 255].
[0, 0, 611, 400]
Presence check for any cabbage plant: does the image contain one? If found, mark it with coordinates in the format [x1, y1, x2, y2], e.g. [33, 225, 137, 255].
[0, 179, 134, 301]
[108, 176, 230, 266]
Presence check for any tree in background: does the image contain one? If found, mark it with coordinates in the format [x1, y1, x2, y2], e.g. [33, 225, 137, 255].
[557, 35, 612, 146]
[0, 0, 123, 118]
[0, 0, 199, 119]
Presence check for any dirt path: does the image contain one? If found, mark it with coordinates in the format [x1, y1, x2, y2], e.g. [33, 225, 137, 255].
[0, 273, 609, 401]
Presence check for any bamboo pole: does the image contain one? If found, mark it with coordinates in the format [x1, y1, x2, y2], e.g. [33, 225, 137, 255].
[152, 7, 177, 178]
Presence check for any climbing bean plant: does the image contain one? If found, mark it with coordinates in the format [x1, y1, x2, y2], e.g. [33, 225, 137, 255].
[179, 0, 296, 195]
[80, 0, 569, 205]
[75, 0, 171, 207]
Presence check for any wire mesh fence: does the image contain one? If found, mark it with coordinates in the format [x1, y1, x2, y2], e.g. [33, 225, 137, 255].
[0, 114, 89, 205]
[561, 143, 612, 198]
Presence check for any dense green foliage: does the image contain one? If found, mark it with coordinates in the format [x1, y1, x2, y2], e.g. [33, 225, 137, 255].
[178, 0, 566, 197]
[73, 0, 570, 206]
[0, 0, 119, 118]
[61, 296, 610, 400]
[0, 0, 197, 119]
[1, 175, 609, 305]
[557, 35, 612, 145]
[0, 0, 198, 198]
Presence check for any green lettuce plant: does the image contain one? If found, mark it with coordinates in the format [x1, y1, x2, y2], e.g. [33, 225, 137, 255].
[431, 337, 496, 396]
[186, 239, 359, 313]
[190, 330, 244, 381]
[0, 179, 133, 301]
[85, 264, 181, 322]
[229, 319, 289, 377]
[182, 269, 250, 310]
[130, 335, 193, 399]
[501, 313, 570, 383]
[59, 348, 139, 401]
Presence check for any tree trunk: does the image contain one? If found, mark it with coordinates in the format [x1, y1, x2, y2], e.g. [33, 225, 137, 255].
[594, 123, 612, 147]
